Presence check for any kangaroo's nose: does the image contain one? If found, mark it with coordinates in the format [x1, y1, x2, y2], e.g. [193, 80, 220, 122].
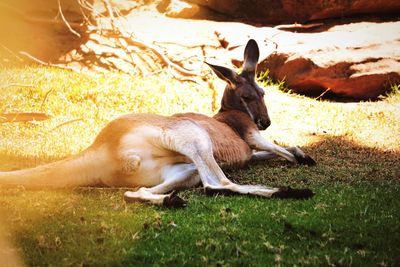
[257, 119, 271, 130]
[263, 120, 271, 129]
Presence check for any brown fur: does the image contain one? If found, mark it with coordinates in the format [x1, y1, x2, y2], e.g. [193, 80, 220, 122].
[173, 112, 253, 168]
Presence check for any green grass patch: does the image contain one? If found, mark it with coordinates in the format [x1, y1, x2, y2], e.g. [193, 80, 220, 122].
[129, 184, 400, 266]
[1, 65, 399, 266]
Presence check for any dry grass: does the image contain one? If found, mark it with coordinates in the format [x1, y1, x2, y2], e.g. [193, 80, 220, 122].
[263, 84, 400, 151]
[0, 66, 212, 168]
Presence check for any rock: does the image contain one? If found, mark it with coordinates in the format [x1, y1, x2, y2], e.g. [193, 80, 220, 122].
[164, 0, 201, 18]
[186, 0, 400, 24]
[227, 21, 400, 99]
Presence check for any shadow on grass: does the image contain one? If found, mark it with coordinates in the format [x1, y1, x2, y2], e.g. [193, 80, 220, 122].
[0, 134, 399, 266]
[228, 134, 400, 187]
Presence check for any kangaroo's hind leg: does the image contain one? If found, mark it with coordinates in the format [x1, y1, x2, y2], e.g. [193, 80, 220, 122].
[124, 163, 200, 208]
[161, 120, 233, 188]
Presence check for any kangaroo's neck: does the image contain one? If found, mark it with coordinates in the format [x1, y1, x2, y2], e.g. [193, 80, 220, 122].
[213, 110, 258, 140]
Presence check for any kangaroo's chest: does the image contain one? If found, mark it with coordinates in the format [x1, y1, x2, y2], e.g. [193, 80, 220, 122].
[202, 122, 252, 169]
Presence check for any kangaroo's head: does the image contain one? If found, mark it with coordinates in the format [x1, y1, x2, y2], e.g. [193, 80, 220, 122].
[207, 39, 271, 130]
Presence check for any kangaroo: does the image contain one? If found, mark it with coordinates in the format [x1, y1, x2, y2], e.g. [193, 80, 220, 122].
[0, 39, 315, 207]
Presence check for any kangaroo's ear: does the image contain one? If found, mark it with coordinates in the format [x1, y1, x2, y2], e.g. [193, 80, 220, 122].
[242, 39, 260, 76]
[206, 62, 239, 87]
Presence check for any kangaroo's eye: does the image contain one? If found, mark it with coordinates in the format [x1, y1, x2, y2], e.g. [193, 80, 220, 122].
[242, 95, 253, 101]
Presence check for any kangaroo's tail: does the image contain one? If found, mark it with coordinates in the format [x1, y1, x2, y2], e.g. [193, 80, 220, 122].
[0, 146, 114, 189]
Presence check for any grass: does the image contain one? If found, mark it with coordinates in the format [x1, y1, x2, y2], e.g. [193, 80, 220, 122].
[0, 65, 399, 266]
[129, 185, 400, 266]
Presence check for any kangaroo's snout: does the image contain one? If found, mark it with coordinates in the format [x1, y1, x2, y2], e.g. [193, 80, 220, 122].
[257, 119, 271, 130]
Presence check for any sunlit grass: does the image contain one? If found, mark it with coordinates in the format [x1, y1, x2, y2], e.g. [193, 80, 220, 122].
[0, 65, 399, 266]
[0, 66, 213, 163]
[255, 70, 400, 151]
[259, 81, 400, 152]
